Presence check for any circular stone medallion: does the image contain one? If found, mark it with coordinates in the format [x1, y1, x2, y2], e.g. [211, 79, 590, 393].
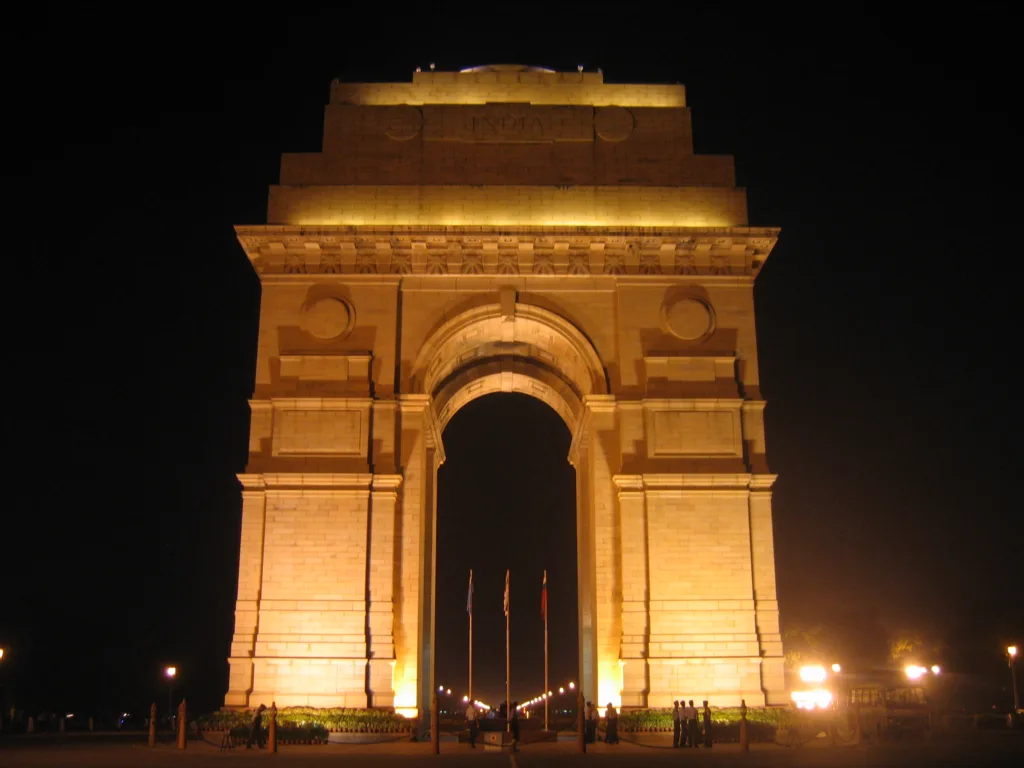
[300, 297, 353, 340]
[665, 298, 713, 341]
[594, 106, 634, 142]
[384, 105, 423, 141]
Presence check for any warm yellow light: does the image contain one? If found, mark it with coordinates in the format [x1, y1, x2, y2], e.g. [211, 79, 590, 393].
[568, 682, 575, 690]
[462, 695, 469, 702]
[446, 688, 452, 695]
[548, 691, 553, 697]
[791, 689, 833, 710]
[559, 687, 565, 694]
[905, 665, 928, 680]
[438, 685, 444, 693]
[1009, 646, 1018, 658]
[395, 708, 418, 719]
[0, 648, 5, 661]
[931, 665, 940, 675]
[831, 663, 841, 673]
[165, 666, 177, 678]
[799, 665, 827, 684]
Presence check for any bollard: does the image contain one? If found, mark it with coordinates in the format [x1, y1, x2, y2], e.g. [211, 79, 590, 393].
[27, 716, 34, 733]
[177, 699, 187, 750]
[576, 690, 586, 753]
[89, 716, 94, 732]
[268, 702, 277, 753]
[148, 703, 157, 747]
[430, 693, 439, 754]
[739, 699, 749, 752]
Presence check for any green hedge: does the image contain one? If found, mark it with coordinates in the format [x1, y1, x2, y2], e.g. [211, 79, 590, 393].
[618, 706, 794, 739]
[228, 724, 328, 743]
[198, 707, 413, 734]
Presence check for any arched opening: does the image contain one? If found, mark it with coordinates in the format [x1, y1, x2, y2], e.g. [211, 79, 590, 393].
[433, 393, 578, 717]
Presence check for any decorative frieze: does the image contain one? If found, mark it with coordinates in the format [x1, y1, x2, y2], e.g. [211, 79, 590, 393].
[236, 226, 778, 277]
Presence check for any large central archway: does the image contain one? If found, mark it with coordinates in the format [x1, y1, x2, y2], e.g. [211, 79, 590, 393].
[409, 301, 609, 714]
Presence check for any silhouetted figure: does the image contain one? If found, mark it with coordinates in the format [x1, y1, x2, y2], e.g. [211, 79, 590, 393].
[686, 700, 698, 748]
[604, 703, 619, 744]
[702, 700, 713, 748]
[673, 700, 681, 747]
[246, 704, 266, 749]
[509, 702, 520, 751]
[588, 700, 598, 743]
[465, 701, 478, 748]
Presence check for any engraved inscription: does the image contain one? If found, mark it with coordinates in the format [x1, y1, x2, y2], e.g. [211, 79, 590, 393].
[423, 105, 593, 143]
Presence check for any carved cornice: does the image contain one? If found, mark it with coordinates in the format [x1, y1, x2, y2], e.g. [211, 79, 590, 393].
[236, 225, 778, 278]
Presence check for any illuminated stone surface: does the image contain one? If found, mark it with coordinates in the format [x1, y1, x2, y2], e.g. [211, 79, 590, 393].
[225, 67, 786, 715]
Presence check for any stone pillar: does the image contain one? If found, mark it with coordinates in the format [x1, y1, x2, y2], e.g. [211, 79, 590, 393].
[225, 482, 267, 707]
[394, 394, 441, 718]
[367, 474, 402, 707]
[749, 475, 786, 703]
[577, 395, 620, 708]
[615, 475, 649, 707]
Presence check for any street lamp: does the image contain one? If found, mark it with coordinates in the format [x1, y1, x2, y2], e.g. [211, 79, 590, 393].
[165, 666, 177, 725]
[1008, 646, 1019, 712]
[0, 647, 5, 661]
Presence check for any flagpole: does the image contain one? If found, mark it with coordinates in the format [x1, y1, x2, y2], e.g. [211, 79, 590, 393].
[544, 569, 549, 731]
[468, 569, 473, 702]
[505, 569, 511, 732]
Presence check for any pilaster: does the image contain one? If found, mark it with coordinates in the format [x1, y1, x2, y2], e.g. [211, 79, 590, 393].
[614, 474, 649, 707]
[367, 474, 402, 707]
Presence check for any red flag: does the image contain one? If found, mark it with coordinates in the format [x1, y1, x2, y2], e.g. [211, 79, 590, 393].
[541, 570, 547, 622]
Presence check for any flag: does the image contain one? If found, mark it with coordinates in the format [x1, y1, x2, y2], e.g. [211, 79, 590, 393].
[467, 569, 473, 614]
[541, 570, 548, 622]
[503, 570, 510, 617]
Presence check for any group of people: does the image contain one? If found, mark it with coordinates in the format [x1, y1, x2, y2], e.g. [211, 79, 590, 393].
[583, 701, 620, 744]
[673, 699, 713, 748]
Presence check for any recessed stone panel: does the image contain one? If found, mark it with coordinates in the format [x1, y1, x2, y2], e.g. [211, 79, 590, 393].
[650, 409, 739, 456]
[274, 409, 363, 455]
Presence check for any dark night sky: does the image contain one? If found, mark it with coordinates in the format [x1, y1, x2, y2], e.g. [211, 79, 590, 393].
[7, 6, 1021, 716]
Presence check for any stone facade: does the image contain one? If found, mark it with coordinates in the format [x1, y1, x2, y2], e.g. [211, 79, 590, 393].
[225, 65, 786, 715]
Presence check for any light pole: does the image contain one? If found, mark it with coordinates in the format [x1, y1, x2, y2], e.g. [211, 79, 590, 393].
[165, 667, 177, 727]
[1008, 646, 1019, 712]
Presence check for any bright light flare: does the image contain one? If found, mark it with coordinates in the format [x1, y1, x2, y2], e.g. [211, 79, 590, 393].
[165, 666, 177, 678]
[931, 665, 940, 675]
[1009, 646, 1018, 658]
[831, 663, 841, 673]
[568, 682, 575, 689]
[905, 664, 928, 680]
[462, 695, 469, 702]
[791, 689, 833, 710]
[799, 665, 827, 684]
[559, 687, 565, 694]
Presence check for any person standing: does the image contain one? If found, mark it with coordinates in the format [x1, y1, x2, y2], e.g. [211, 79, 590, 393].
[588, 701, 598, 743]
[672, 701, 682, 747]
[246, 704, 266, 749]
[583, 701, 593, 743]
[509, 702, 520, 751]
[686, 700, 699, 748]
[465, 700, 478, 748]
[604, 703, 619, 744]
[702, 700, 713, 748]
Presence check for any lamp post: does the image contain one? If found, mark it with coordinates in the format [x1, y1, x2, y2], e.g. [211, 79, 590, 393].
[165, 667, 177, 727]
[1008, 646, 1019, 712]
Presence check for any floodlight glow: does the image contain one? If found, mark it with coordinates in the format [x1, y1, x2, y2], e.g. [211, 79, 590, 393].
[568, 682, 575, 689]
[799, 665, 827, 684]
[905, 665, 928, 680]
[931, 665, 940, 675]
[791, 689, 833, 710]
[831, 663, 841, 673]
[559, 687, 565, 694]
[1009, 646, 1018, 658]
[165, 666, 177, 678]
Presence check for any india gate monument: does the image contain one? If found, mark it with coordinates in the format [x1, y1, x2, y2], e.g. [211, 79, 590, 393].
[225, 64, 786, 716]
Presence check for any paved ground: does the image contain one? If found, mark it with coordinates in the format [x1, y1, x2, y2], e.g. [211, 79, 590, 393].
[1, 734, 1021, 767]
